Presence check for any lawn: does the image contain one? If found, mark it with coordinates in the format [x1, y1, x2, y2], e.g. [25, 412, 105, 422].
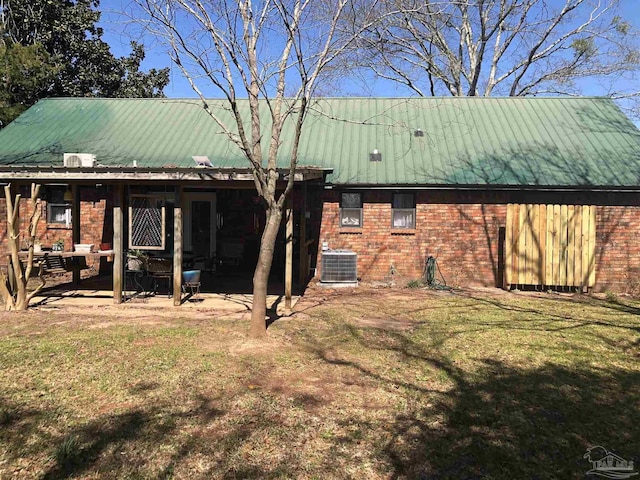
[0, 287, 638, 479]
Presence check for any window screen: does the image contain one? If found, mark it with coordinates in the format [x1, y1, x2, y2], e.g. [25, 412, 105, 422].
[340, 192, 362, 227]
[46, 186, 71, 226]
[392, 193, 416, 228]
[129, 195, 166, 250]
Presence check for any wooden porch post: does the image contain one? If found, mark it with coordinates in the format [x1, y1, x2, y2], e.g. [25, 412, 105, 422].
[173, 186, 183, 306]
[285, 198, 293, 310]
[113, 185, 124, 304]
[71, 184, 81, 284]
[7, 183, 19, 293]
[298, 185, 307, 288]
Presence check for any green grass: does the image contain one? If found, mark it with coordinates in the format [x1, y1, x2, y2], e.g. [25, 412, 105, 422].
[0, 289, 638, 479]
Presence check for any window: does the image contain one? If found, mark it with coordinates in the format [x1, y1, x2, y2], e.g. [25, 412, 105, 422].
[129, 194, 166, 250]
[392, 193, 415, 229]
[46, 185, 72, 227]
[340, 192, 362, 227]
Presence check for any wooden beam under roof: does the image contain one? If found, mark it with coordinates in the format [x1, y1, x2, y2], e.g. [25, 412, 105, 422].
[0, 166, 330, 182]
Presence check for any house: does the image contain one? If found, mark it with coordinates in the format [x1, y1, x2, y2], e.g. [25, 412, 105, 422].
[0, 96, 639, 303]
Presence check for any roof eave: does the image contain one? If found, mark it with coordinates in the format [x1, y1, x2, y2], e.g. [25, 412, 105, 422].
[0, 165, 332, 182]
[325, 182, 640, 192]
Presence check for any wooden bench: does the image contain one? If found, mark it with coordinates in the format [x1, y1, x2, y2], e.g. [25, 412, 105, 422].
[15, 253, 90, 278]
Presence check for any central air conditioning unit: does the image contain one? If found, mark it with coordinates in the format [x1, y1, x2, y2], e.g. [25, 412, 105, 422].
[63, 153, 96, 167]
[321, 250, 357, 284]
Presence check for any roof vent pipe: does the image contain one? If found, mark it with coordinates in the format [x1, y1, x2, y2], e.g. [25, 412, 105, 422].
[369, 149, 382, 162]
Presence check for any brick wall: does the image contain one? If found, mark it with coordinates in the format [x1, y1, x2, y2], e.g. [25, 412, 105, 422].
[0, 186, 112, 270]
[317, 189, 640, 293]
[1, 183, 638, 293]
[595, 205, 640, 293]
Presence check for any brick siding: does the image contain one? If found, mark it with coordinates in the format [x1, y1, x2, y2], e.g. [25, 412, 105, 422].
[1, 184, 638, 293]
[317, 189, 640, 293]
[0, 186, 111, 271]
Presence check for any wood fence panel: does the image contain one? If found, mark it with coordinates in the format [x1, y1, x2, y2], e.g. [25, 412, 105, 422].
[545, 205, 554, 286]
[589, 206, 597, 286]
[505, 204, 513, 286]
[553, 204, 561, 286]
[567, 205, 575, 287]
[518, 204, 527, 285]
[560, 205, 568, 286]
[512, 204, 520, 286]
[574, 205, 583, 286]
[525, 204, 534, 285]
[531, 204, 540, 285]
[539, 205, 547, 285]
[505, 203, 596, 288]
[582, 205, 590, 286]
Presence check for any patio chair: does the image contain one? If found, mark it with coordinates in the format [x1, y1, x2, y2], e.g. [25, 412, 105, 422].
[147, 257, 173, 297]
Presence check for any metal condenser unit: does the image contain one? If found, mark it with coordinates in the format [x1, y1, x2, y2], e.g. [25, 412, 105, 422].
[321, 250, 357, 283]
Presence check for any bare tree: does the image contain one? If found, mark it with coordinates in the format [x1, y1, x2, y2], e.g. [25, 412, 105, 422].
[129, 0, 384, 337]
[357, 0, 639, 106]
[0, 183, 45, 311]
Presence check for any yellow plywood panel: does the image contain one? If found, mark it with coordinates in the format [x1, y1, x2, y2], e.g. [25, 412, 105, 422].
[512, 204, 520, 286]
[545, 204, 554, 285]
[539, 205, 547, 285]
[553, 205, 561, 286]
[574, 205, 583, 287]
[505, 204, 513, 286]
[530, 204, 540, 284]
[518, 204, 527, 285]
[582, 205, 590, 286]
[589, 206, 597, 286]
[559, 205, 568, 286]
[567, 205, 575, 287]
[524, 204, 533, 285]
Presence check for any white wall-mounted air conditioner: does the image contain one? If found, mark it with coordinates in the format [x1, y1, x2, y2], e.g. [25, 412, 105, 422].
[63, 153, 96, 167]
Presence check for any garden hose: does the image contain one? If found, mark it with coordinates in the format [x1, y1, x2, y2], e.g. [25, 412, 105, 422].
[424, 255, 449, 290]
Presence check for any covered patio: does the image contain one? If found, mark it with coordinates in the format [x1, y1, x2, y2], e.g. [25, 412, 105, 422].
[2, 164, 328, 309]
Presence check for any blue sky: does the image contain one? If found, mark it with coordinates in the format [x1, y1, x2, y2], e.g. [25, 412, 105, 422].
[99, 0, 640, 102]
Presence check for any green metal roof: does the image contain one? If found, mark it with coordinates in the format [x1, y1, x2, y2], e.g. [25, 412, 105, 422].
[1, 96, 639, 187]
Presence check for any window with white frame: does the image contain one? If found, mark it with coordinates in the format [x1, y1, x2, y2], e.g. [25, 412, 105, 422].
[340, 192, 362, 227]
[392, 193, 415, 228]
[46, 185, 72, 227]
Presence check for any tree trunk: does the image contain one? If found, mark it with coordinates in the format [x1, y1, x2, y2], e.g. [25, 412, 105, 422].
[14, 278, 29, 312]
[14, 291, 28, 311]
[249, 207, 283, 338]
[3, 183, 44, 312]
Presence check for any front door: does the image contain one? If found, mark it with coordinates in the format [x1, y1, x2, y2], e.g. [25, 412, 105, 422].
[184, 192, 217, 260]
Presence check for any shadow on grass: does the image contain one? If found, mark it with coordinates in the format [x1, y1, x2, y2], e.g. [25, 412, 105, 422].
[383, 361, 638, 479]
[456, 291, 640, 336]
[43, 410, 150, 479]
[307, 314, 639, 479]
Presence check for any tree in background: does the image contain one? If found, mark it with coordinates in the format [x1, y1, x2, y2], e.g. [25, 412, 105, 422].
[133, 0, 386, 338]
[355, 0, 639, 111]
[0, 0, 170, 126]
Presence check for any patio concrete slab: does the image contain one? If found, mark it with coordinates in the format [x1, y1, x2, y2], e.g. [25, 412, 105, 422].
[31, 288, 299, 315]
